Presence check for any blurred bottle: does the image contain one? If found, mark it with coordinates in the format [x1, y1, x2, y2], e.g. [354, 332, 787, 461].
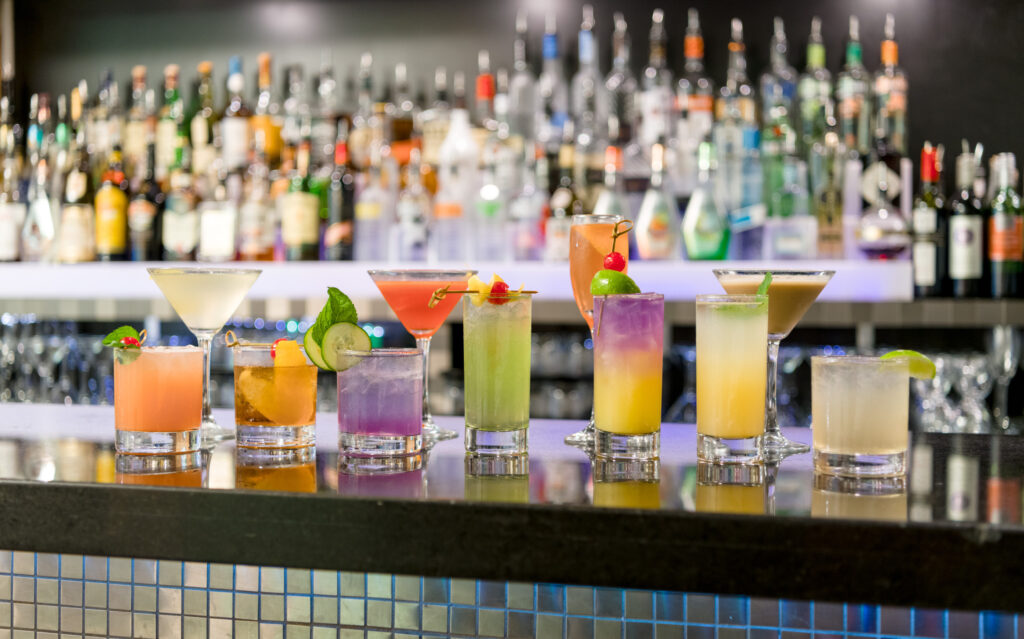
[874, 14, 908, 159]
[390, 148, 430, 262]
[197, 172, 238, 262]
[763, 158, 817, 259]
[537, 12, 569, 156]
[593, 145, 630, 219]
[509, 145, 546, 261]
[92, 145, 129, 261]
[355, 143, 393, 262]
[157, 64, 185, 182]
[675, 8, 715, 198]
[636, 141, 679, 259]
[759, 18, 797, 127]
[221, 56, 252, 173]
[639, 9, 673, 150]
[989, 152, 1023, 298]
[474, 144, 509, 261]
[123, 65, 149, 179]
[324, 120, 355, 261]
[948, 141, 985, 298]
[431, 108, 477, 262]
[160, 152, 198, 261]
[571, 5, 606, 139]
[836, 16, 871, 159]
[682, 141, 729, 260]
[187, 61, 218, 182]
[238, 134, 275, 261]
[812, 103, 845, 259]
[796, 17, 833, 159]
[311, 50, 339, 170]
[912, 142, 948, 297]
[251, 52, 283, 168]
[419, 67, 451, 170]
[508, 10, 537, 146]
[281, 136, 321, 261]
[128, 139, 164, 261]
[55, 91, 92, 264]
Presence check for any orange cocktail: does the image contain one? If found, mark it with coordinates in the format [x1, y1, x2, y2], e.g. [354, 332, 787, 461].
[114, 346, 202, 453]
[374, 279, 465, 337]
[570, 214, 629, 328]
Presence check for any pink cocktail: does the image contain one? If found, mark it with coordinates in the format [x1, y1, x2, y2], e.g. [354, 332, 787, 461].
[114, 346, 203, 453]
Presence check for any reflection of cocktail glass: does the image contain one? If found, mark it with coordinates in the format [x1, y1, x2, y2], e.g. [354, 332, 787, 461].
[811, 474, 907, 521]
[369, 269, 476, 442]
[235, 446, 317, 492]
[593, 293, 663, 459]
[233, 344, 317, 448]
[464, 454, 529, 503]
[714, 269, 834, 459]
[115, 451, 204, 487]
[148, 267, 261, 444]
[337, 348, 423, 456]
[567, 214, 628, 446]
[591, 458, 660, 509]
[337, 454, 425, 499]
[463, 294, 532, 454]
[695, 463, 768, 515]
[114, 346, 203, 453]
[812, 356, 910, 477]
[696, 295, 768, 464]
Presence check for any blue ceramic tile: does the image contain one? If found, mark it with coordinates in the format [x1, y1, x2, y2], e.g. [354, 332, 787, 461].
[508, 611, 535, 639]
[567, 587, 595, 616]
[568, 616, 594, 639]
[749, 598, 779, 627]
[685, 595, 715, 625]
[846, 604, 877, 633]
[625, 621, 653, 639]
[422, 577, 448, 604]
[881, 605, 912, 636]
[982, 611, 1015, 639]
[913, 608, 946, 638]
[537, 584, 564, 614]
[595, 588, 623, 618]
[477, 580, 506, 608]
[654, 593, 683, 623]
[625, 591, 653, 620]
[450, 606, 477, 636]
[779, 600, 811, 629]
[684, 624, 714, 639]
[717, 596, 746, 626]
[813, 602, 843, 631]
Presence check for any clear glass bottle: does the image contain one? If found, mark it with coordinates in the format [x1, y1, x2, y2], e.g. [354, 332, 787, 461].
[683, 141, 729, 260]
[796, 17, 833, 158]
[161, 151, 199, 261]
[431, 108, 477, 262]
[157, 64, 184, 183]
[390, 148, 430, 262]
[221, 56, 252, 172]
[636, 141, 680, 259]
[639, 9, 674, 149]
[124, 65, 149, 180]
[759, 18, 797, 126]
[251, 52, 283, 169]
[354, 143, 393, 262]
[196, 172, 239, 262]
[238, 135, 275, 262]
[836, 16, 871, 159]
[508, 10, 537, 146]
[509, 145, 546, 261]
[571, 5, 606, 136]
[56, 114, 94, 264]
[187, 61, 218, 182]
[537, 12, 569, 156]
[0, 127, 25, 262]
[474, 144, 509, 262]
[912, 142, 948, 298]
[873, 13, 908, 158]
[324, 120, 355, 261]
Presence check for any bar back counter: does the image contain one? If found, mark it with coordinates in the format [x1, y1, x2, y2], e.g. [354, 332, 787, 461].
[0, 404, 1018, 638]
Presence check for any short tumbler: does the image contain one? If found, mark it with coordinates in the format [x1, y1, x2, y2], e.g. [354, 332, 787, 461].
[233, 344, 318, 448]
[337, 348, 423, 456]
[114, 346, 203, 453]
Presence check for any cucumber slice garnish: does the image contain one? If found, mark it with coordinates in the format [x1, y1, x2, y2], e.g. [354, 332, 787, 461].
[320, 322, 372, 372]
[303, 329, 331, 370]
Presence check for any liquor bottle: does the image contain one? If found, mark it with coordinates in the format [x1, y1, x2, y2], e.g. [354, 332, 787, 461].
[251, 53, 283, 169]
[759, 18, 797, 122]
[812, 103, 845, 259]
[311, 50, 339, 170]
[390, 148, 430, 262]
[161, 153, 199, 261]
[0, 128, 24, 262]
[474, 145, 509, 262]
[796, 17, 833, 159]
[509, 146, 546, 261]
[349, 53, 374, 171]
[763, 158, 817, 260]
[605, 13, 637, 149]
[989, 153, 1023, 298]
[717, 19, 757, 129]
[639, 9, 674, 149]
[222, 56, 252, 172]
[278, 137, 320, 261]
[474, 51, 497, 133]
[508, 10, 537, 146]
[56, 117, 95, 263]
[127, 140, 164, 261]
[573, 72, 603, 212]
[419, 67, 451, 169]
[571, 5, 606, 135]
[156, 65, 184, 183]
[123, 65, 149, 179]
[682, 141, 729, 260]
[354, 143, 393, 262]
[874, 14, 908, 158]
[544, 123, 578, 262]
[858, 101, 909, 258]
[324, 120, 355, 261]
[197, 173, 239, 262]
[911, 143, 947, 298]
[593, 146, 630, 219]
[636, 141, 680, 259]
[431, 108, 477, 262]
[187, 61, 218, 181]
[948, 142, 985, 298]
[238, 135, 275, 262]
[537, 11, 569, 155]
[675, 9, 715, 198]
[93, 145, 129, 261]
[836, 16, 871, 158]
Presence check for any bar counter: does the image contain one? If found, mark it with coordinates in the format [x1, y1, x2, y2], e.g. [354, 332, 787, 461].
[0, 404, 1018, 617]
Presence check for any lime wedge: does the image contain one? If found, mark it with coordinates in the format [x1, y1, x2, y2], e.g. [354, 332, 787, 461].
[320, 322, 372, 372]
[590, 269, 641, 296]
[880, 349, 936, 379]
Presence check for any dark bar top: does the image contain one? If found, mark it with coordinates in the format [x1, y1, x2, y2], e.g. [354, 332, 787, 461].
[0, 404, 1020, 612]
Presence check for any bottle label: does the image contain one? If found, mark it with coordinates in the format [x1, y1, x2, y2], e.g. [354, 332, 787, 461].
[156, 119, 179, 175]
[57, 204, 95, 263]
[128, 200, 157, 233]
[640, 87, 673, 146]
[280, 192, 321, 245]
[162, 210, 199, 255]
[433, 201, 462, 219]
[250, 114, 283, 159]
[861, 161, 902, 207]
[65, 171, 88, 202]
[221, 117, 250, 170]
[913, 241, 937, 287]
[124, 121, 147, 166]
[912, 205, 937, 234]
[949, 215, 983, 279]
[198, 206, 237, 261]
[95, 189, 128, 253]
[239, 201, 269, 257]
[639, 203, 676, 258]
[475, 199, 501, 219]
[544, 215, 571, 261]
[0, 202, 26, 260]
[989, 213, 1024, 262]
[355, 201, 382, 221]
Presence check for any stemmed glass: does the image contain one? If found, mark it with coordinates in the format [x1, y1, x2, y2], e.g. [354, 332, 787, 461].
[148, 267, 261, 444]
[714, 268, 834, 460]
[987, 326, 1021, 433]
[369, 269, 475, 442]
[566, 214, 628, 447]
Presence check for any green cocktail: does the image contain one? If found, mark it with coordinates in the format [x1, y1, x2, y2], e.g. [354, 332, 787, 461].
[463, 292, 532, 454]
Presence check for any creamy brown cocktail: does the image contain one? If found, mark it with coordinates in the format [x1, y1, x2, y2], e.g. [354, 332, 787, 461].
[716, 273, 832, 338]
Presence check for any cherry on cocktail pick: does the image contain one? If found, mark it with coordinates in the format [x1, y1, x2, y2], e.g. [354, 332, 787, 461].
[271, 338, 287, 359]
[119, 336, 141, 348]
[602, 219, 633, 273]
[488, 281, 511, 304]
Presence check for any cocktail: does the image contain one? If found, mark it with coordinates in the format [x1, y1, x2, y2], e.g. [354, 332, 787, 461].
[591, 458, 660, 509]
[464, 454, 529, 503]
[369, 269, 475, 441]
[115, 451, 204, 487]
[567, 214, 628, 445]
[232, 340, 317, 448]
[235, 446, 317, 493]
[463, 292, 532, 454]
[593, 293, 664, 459]
[811, 355, 910, 477]
[114, 345, 203, 453]
[337, 348, 423, 456]
[148, 267, 261, 443]
[696, 294, 768, 464]
[714, 269, 834, 459]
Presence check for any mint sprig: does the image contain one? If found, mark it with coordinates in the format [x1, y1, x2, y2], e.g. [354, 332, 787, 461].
[102, 326, 141, 348]
[756, 272, 773, 296]
[310, 287, 358, 345]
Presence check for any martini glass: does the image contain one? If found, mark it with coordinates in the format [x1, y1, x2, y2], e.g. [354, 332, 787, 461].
[566, 214, 628, 447]
[148, 267, 261, 444]
[714, 269, 834, 460]
[369, 269, 476, 442]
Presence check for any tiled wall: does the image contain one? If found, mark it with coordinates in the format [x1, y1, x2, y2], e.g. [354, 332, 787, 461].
[0, 550, 1017, 639]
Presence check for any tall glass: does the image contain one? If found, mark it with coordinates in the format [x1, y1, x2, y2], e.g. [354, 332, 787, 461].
[567, 214, 628, 446]
[714, 268, 834, 460]
[369, 269, 476, 442]
[148, 267, 261, 444]
[233, 344, 318, 449]
[593, 293, 663, 459]
[696, 295, 768, 464]
[463, 294, 532, 454]
[114, 346, 203, 453]
[812, 356, 910, 477]
[337, 348, 423, 456]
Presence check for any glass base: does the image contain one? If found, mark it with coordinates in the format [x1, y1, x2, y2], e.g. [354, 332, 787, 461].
[564, 421, 595, 448]
[760, 429, 810, 462]
[423, 420, 458, 443]
[697, 433, 762, 464]
[814, 449, 908, 478]
[116, 429, 199, 454]
[200, 418, 235, 447]
[466, 428, 528, 454]
[237, 424, 316, 449]
[594, 429, 659, 460]
[340, 432, 423, 457]
[338, 453, 425, 474]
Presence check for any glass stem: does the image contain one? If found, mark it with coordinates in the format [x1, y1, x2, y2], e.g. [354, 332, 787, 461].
[417, 337, 432, 426]
[995, 381, 1010, 431]
[765, 338, 781, 436]
[586, 326, 596, 432]
[197, 333, 214, 426]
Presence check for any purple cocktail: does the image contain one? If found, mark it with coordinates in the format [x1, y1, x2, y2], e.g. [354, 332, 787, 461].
[337, 348, 423, 456]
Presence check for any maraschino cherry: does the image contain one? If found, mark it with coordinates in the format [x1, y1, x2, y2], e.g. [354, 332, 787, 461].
[602, 219, 632, 272]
